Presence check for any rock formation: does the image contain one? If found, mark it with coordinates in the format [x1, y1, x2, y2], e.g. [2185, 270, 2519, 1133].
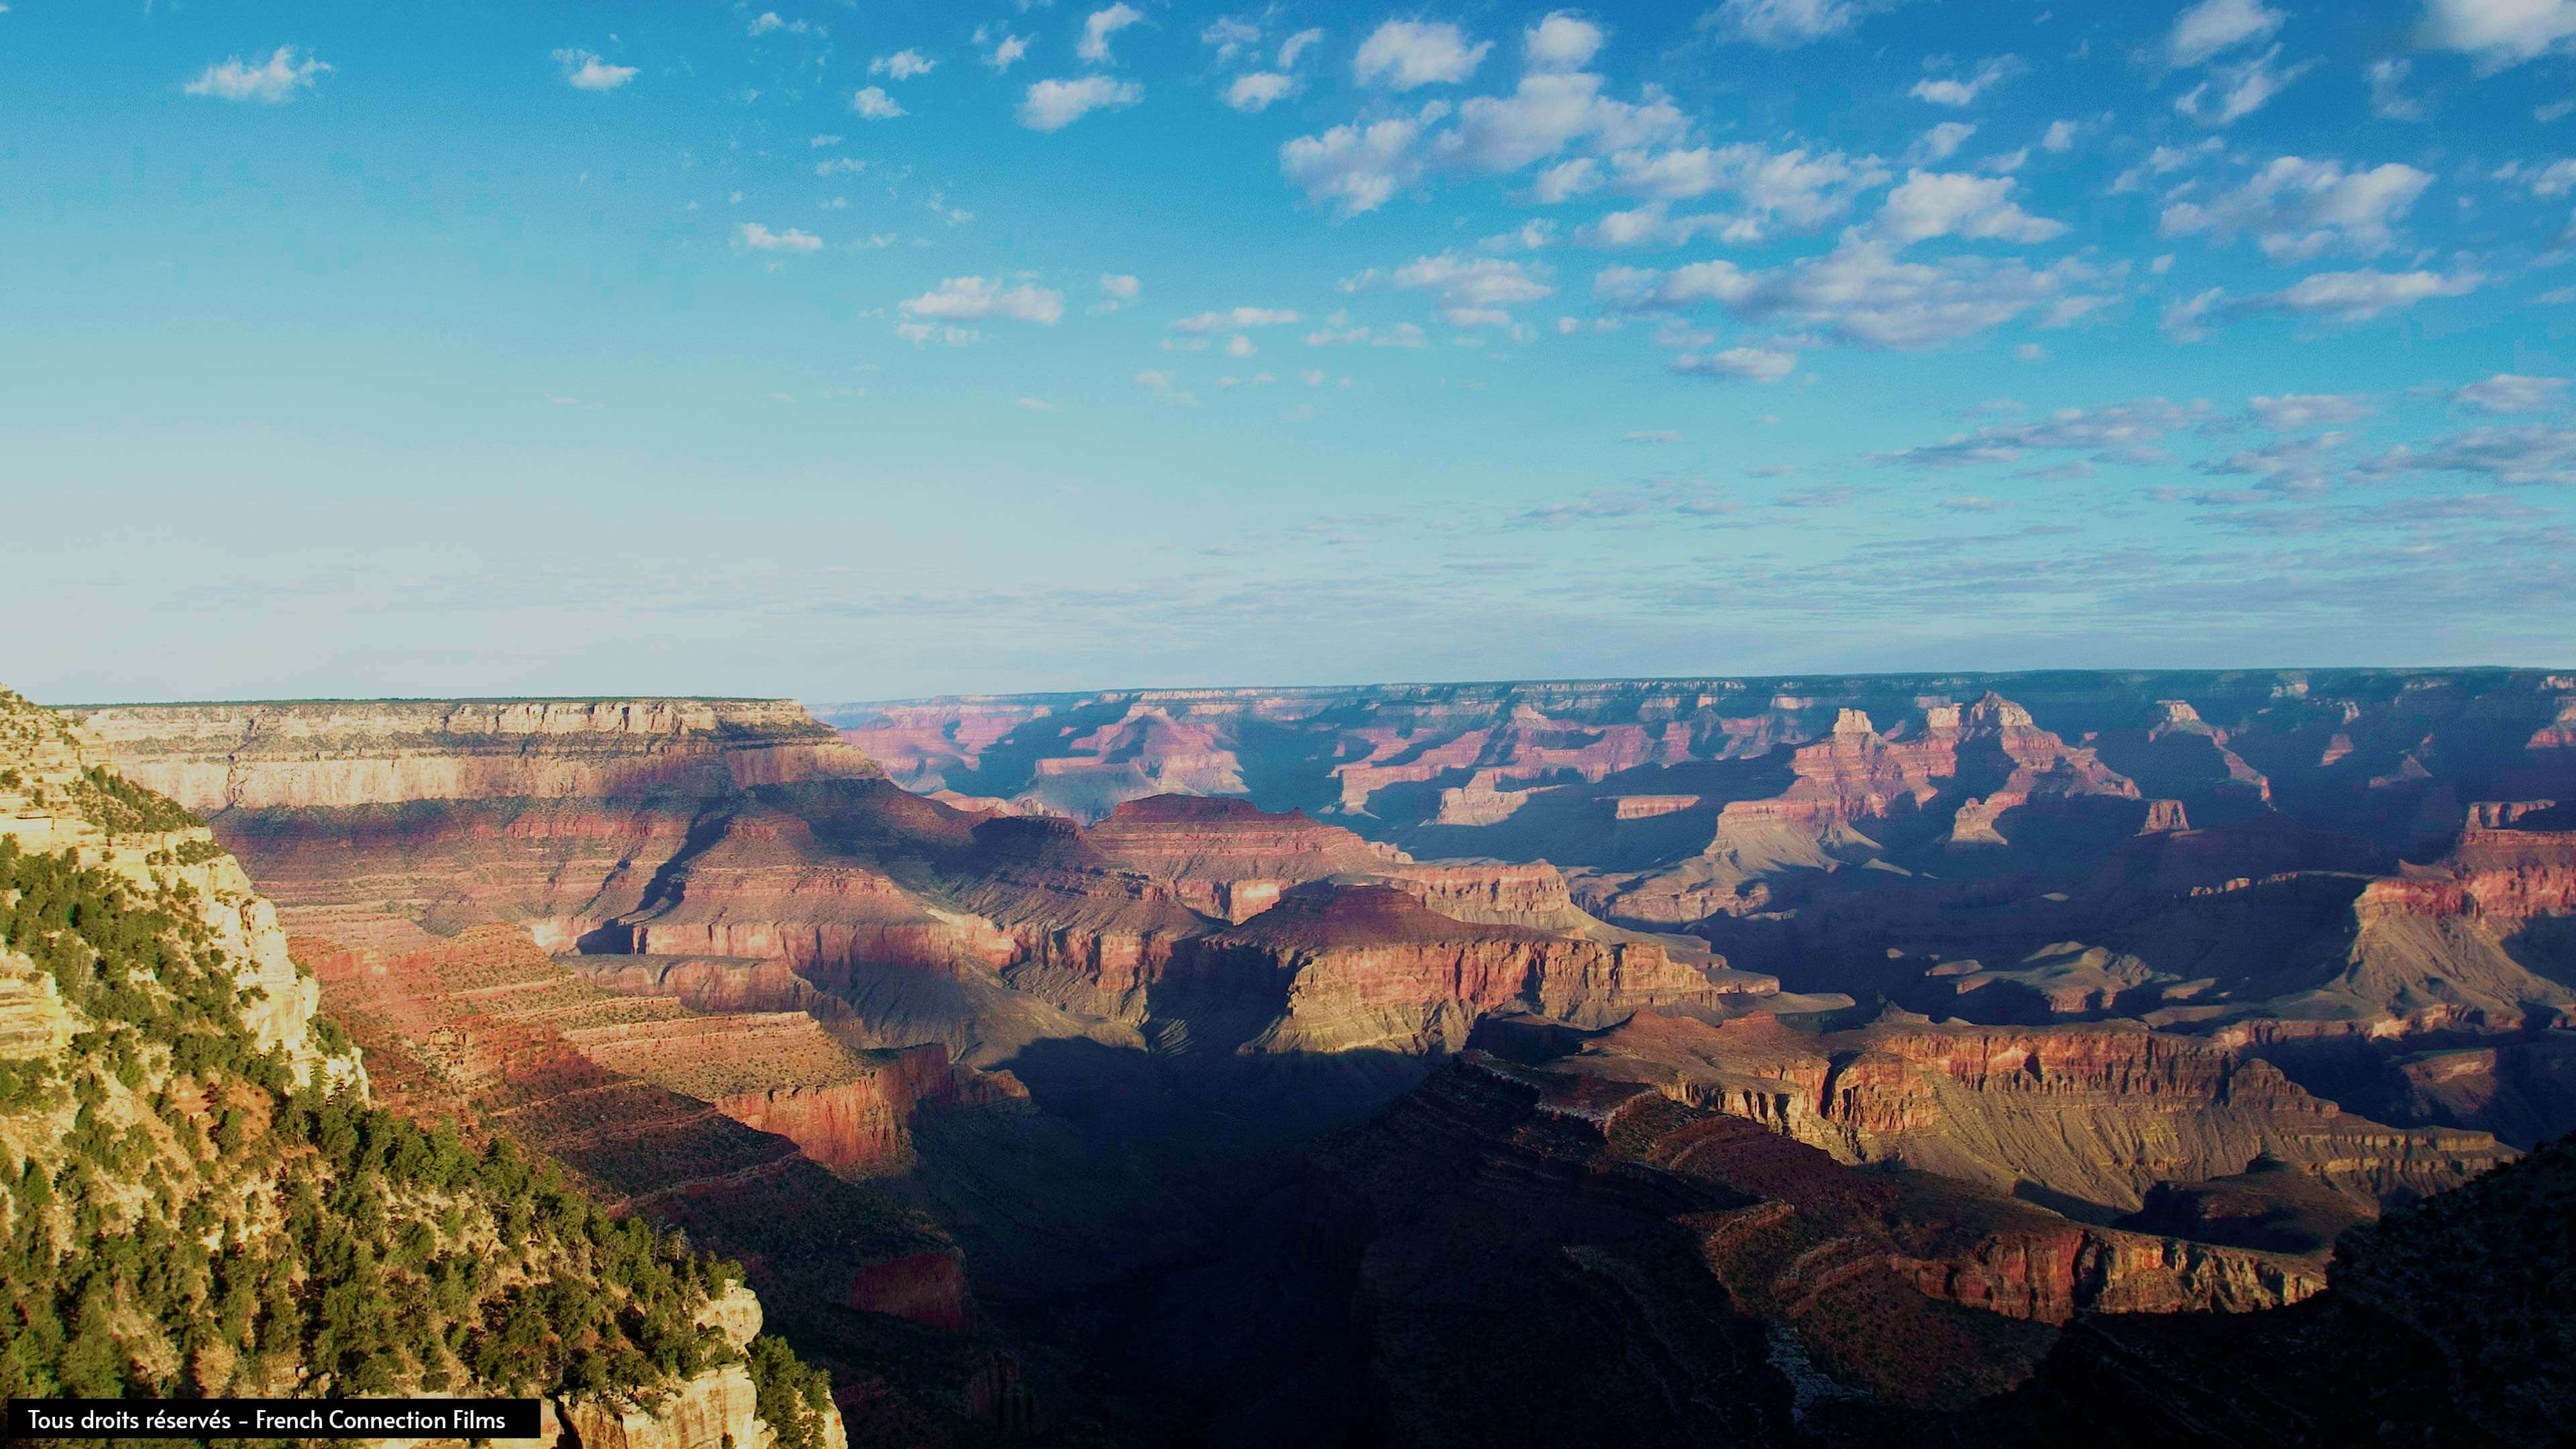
[1523, 1008, 2510, 1216]
[0, 687, 847, 1449]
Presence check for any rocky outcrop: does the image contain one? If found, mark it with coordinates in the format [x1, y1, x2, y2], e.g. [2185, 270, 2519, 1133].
[1081, 794, 1402, 922]
[559, 1287, 849, 1449]
[68, 698, 877, 812]
[2, 694, 352, 1087]
[1542, 1010, 2510, 1215]
[1305, 1050, 2330, 1441]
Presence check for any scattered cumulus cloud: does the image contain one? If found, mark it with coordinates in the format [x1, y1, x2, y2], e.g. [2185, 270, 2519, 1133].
[2453, 373, 2571, 414]
[1346, 253, 1554, 328]
[975, 25, 1032, 71]
[1079, 4, 1145, 64]
[1598, 239, 2108, 350]
[2159, 157, 2432, 260]
[1021, 76, 1142, 129]
[870, 50, 935, 80]
[2418, 0, 2576, 70]
[2247, 393, 2376, 429]
[1226, 72, 1295, 112]
[1674, 346, 1798, 382]
[2361, 423, 2576, 485]
[1909, 121, 1977, 164]
[1874, 170, 2066, 245]
[1910, 56, 2022, 107]
[737, 222, 823, 252]
[2174, 45, 2313, 126]
[2165, 0, 2284, 67]
[553, 48, 638, 92]
[1525, 12, 1607, 72]
[1354, 21, 1491, 89]
[1705, 0, 1911, 49]
[2367, 58, 2424, 120]
[1173, 306, 1301, 333]
[184, 46, 331, 102]
[900, 276, 1067, 324]
[852, 86, 906, 118]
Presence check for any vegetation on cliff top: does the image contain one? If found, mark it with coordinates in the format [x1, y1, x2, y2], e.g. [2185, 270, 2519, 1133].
[0, 741, 837, 1424]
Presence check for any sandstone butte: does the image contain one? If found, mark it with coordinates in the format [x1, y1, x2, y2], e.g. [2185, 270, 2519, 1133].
[0, 688, 857, 1449]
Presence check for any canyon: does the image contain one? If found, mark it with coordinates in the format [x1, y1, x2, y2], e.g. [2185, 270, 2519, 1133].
[44, 670, 2576, 1444]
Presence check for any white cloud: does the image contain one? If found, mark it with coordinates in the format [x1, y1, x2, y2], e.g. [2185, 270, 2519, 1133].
[814, 156, 866, 176]
[1100, 274, 1142, 299]
[1674, 346, 1796, 382]
[1306, 321, 1430, 347]
[1624, 429, 1684, 443]
[2418, 0, 2576, 69]
[2247, 393, 2376, 428]
[1577, 202, 1741, 249]
[1598, 239, 2107, 350]
[975, 26, 1032, 71]
[1874, 170, 2066, 245]
[2176, 268, 2480, 335]
[1018, 396, 1063, 411]
[2454, 373, 2571, 413]
[737, 222, 823, 252]
[871, 50, 936, 79]
[1135, 370, 1201, 406]
[1531, 157, 1603, 203]
[1706, 0, 1909, 48]
[1079, 4, 1145, 64]
[2497, 158, 2576, 195]
[2159, 157, 2432, 260]
[1173, 306, 1301, 333]
[1280, 108, 1436, 215]
[1226, 335, 1258, 358]
[2166, 0, 2284, 66]
[1909, 56, 2021, 107]
[553, 48, 637, 92]
[2041, 119, 2078, 152]
[1354, 21, 1491, 89]
[1442, 72, 1688, 173]
[810, 133, 844, 148]
[748, 12, 816, 38]
[1876, 398, 2200, 468]
[1909, 121, 1976, 164]
[2259, 267, 2479, 320]
[1020, 76, 1142, 129]
[2174, 45, 2312, 126]
[2112, 139, 2224, 193]
[2367, 58, 2424, 120]
[1280, 28, 1327, 68]
[896, 322, 982, 346]
[184, 45, 331, 102]
[852, 87, 906, 118]
[1525, 12, 1607, 72]
[900, 276, 1067, 324]
[1349, 254, 1555, 327]
[2015, 343, 2049, 362]
[1608, 143, 1890, 236]
[1201, 17, 1261, 64]
[1226, 72, 1294, 112]
[2362, 423, 2576, 484]
[2161, 286, 2228, 341]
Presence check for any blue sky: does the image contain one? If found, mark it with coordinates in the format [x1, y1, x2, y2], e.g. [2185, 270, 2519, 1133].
[5, 0, 2573, 703]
